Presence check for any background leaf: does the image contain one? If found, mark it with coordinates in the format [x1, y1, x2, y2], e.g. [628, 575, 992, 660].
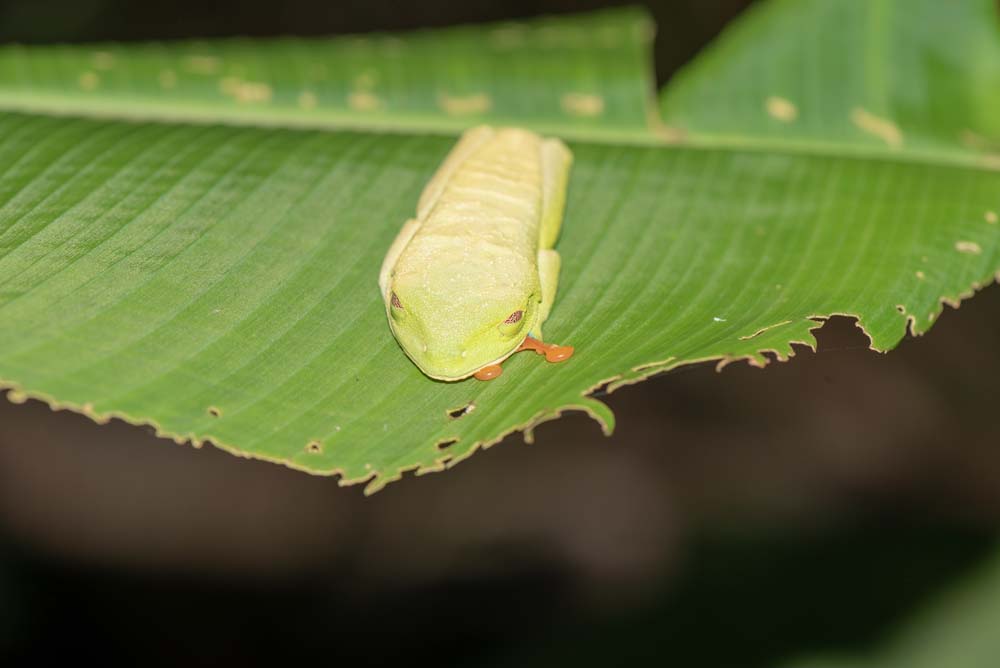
[786, 545, 1000, 668]
[0, 2, 998, 492]
[0, 8, 658, 140]
[662, 0, 1000, 161]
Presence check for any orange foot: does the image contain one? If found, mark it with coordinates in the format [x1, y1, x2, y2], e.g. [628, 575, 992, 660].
[473, 336, 574, 381]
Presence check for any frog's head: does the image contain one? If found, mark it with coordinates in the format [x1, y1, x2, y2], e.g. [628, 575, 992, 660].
[385, 240, 539, 381]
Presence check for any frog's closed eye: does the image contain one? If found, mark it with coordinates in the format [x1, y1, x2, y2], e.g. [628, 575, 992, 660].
[390, 291, 406, 320]
[498, 309, 525, 337]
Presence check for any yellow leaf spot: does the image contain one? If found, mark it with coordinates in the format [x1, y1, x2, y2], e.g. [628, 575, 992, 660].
[986, 210, 998, 224]
[219, 76, 241, 96]
[850, 108, 903, 148]
[536, 26, 585, 48]
[348, 91, 383, 112]
[353, 70, 377, 90]
[595, 25, 623, 49]
[185, 55, 221, 75]
[234, 81, 272, 103]
[561, 92, 605, 117]
[78, 71, 99, 91]
[158, 69, 177, 89]
[219, 77, 271, 103]
[378, 36, 405, 53]
[960, 129, 997, 151]
[915, 270, 925, 280]
[298, 90, 318, 110]
[766, 96, 798, 122]
[438, 92, 492, 116]
[489, 26, 526, 49]
[955, 240, 982, 255]
[92, 51, 115, 70]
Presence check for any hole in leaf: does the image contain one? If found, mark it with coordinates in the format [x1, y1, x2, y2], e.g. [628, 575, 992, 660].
[447, 402, 474, 419]
[306, 440, 322, 454]
[589, 380, 613, 398]
[437, 438, 458, 451]
[208, 406, 222, 417]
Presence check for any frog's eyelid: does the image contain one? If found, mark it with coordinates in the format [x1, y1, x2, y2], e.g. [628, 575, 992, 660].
[391, 292, 403, 309]
[504, 310, 523, 324]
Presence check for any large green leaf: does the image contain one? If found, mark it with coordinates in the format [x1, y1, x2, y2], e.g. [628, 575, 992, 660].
[0, 2, 998, 492]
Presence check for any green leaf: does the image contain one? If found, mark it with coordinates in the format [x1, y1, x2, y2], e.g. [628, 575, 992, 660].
[0, 7, 658, 141]
[1, 3, 998, 492]
[662, 0, 1000, 163]
[785, 547, 1000, 668]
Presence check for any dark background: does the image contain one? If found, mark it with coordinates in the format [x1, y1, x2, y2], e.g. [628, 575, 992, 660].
[2, 0, 1000, 665]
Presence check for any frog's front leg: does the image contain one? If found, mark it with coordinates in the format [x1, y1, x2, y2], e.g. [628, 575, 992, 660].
[473, 251, 572, 381]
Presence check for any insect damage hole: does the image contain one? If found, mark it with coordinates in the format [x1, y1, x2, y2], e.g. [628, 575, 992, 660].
[207, 406, 222, 417]
[305, 440, 322, 454]
[447, 402, 475, 419]
[437, 438, 458, 451]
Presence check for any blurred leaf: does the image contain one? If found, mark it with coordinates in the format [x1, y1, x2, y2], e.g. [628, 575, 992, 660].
[0, 2, 999, 491]
[662, 0, 1000, 160]
[786, 545, 1000, 668]
[0, 8, 657, 140]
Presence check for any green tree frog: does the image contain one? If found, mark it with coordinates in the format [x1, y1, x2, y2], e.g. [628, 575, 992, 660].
[379, 125, 574, 381]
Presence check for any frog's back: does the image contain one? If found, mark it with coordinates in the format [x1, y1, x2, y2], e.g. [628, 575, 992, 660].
[415, 127, 543, 257]
[393, 127, 545, 311]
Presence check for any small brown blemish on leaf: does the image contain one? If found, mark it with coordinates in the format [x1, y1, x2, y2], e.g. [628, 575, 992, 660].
[447, 402, 475, 419]
[561, 92, 605, 117]
[234, 81, 272, 103]
[955, 240, 982, 255]
[185, 55, 221, 75]
[850, 107, 902, 148]
[298, 90, 318, 109]
[305, 440, 322, 454]
[961, 129, 990, 150]
[92, 51, 115, 70]
[349, 91, 383, 112]
[896, 305, 906, 314]
[766, 96, 798, 122]
[207, 406, 222, 417]
[78, 71, 99, 91]
[915, 270, 926, 280]
[159, 69, 177, 89]
[353, 70, 377, 90]
[438, 92, 491, 116]
[595, 24, 624, 49]
[490, 26, 526, 49]
[986, 211, 998, 224]
[219, 76, 241, 95]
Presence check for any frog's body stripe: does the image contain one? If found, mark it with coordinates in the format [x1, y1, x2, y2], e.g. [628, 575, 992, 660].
[380, 125, 572, 381]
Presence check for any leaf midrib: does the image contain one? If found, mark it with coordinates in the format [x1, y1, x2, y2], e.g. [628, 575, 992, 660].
[0, 94, 993, 179]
